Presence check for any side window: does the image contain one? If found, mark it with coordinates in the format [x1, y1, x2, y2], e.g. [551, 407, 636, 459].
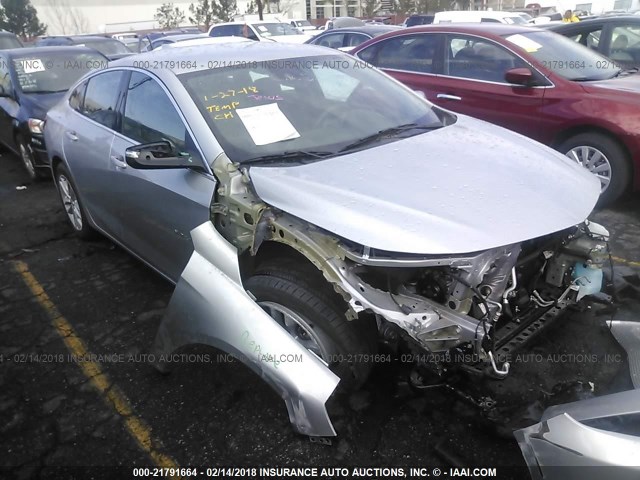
[360, 34, 439, 73]
[68, 81, 87, 112]
[610, 25, 640, 64]
[346, 33, 369, 47]
[316, 33, 346, 49]
[82, 71, 124, 129]
[0, 57, 11, 94]
[445, 35, 527, 83]
[210, 25, 231, 37]
[122, 72, 200, 161]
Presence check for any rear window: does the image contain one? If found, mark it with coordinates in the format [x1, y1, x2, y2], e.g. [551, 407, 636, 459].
[0, 34, 23, 49]
[12, 51, 108, 93]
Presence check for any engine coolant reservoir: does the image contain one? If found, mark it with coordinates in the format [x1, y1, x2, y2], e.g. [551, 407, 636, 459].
[573, 262, 604, 301]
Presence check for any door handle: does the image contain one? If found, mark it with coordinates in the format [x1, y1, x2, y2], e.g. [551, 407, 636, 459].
[437, 94, 462, 101]
[65, 131, 78, 141]
[110, 154, 127, 169]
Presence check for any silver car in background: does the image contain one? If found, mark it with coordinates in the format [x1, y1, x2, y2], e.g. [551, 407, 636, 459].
[45, 43, 630, 459]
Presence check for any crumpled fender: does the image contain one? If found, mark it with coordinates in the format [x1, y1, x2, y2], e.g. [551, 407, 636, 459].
[515, 388, 640, 479]
[152, 222, 340, 437]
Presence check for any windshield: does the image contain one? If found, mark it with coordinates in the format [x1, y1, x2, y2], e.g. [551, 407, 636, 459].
[295, 20, 312, 27]
[504, 30, 620, 80]
[12, 52, 107, 93]
[0, 35, 23, 49]
[179, 54, 445, 164]
[253, 23, 303, 37]
[77, 39, 130, 56]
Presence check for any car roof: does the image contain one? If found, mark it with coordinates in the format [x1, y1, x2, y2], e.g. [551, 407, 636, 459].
[314, 25, 400, 35]
[110, 41, 341, 75]
[547, 15, 640, 30]
[213, 21, 286, 26]
[153, 33, 208, 42]
[402, 23, 540, 36]
[159, 36, 252, 48]
[2, 45, 104, 58]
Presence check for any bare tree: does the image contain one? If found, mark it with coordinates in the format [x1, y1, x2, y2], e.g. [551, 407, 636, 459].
[267, 0, 296, 14]
[361, 0, 381, 17]
[45, 0, 89, 34]
[394, 0, 416, 14]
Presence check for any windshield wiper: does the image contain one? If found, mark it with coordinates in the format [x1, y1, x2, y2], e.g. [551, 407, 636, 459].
[242, 150, 335, 165]
[338, 123, 440, 153]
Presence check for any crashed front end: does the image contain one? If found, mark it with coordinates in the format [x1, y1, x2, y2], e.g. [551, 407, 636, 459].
[153, 147, 613, 437]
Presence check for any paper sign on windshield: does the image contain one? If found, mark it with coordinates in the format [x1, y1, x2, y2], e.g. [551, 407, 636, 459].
[21, 59, 46, 73]
[505, 34, 542, 53]
[236, 103, 300, 146]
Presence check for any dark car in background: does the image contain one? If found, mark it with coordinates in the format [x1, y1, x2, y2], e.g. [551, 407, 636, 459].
[0, 30, 23, 49]
[351, 24, 640, 205]
[0, 47, 108, 178]
[305, 25, 401, 50]
[403, 14, 434, 27]
[142, 33, 209, 51]
[546, 16, 640, 69]
[35, 35, 131, 60]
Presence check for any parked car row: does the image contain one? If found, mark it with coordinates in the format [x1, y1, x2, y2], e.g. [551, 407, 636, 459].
[1, 20, 639, 474]
[0, 47, 109, 179]
[37, 42, 639, 474]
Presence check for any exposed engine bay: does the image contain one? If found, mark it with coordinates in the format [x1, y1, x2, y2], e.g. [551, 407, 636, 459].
[153, 153, 613, 438]
[212, 154, 610, 381]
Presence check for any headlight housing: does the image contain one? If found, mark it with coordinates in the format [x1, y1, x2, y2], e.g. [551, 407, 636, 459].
[28, 118, 45, 135]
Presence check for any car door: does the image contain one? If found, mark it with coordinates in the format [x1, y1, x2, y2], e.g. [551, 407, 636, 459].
[356, 32, 444, 101]
[0, 55, 19, 150]
[431, 34, 548, 141]
[62, 70, 127, 238]
[109, 71, 215, 281]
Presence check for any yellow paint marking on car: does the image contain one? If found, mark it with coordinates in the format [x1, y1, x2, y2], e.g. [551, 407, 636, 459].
[611, 256, 640, 268]
[12, 260, 180, 475]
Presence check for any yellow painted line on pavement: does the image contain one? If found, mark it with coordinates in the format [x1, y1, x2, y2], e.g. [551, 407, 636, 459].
[611, 256, 640, 268]
[13, 260, 179, 473]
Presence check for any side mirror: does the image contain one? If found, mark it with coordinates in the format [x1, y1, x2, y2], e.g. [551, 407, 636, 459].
[125, 140, 203, 170]
[505, 67, 533, 86]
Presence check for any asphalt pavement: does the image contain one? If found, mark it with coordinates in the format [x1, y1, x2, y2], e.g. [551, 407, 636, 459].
[1, 149, 639, 479]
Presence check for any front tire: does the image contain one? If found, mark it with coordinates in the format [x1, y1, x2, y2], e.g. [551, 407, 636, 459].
[17, 136, 47, 181]
[54, 164, 94, 239]
[559, 132, 631, 207]
[245, 261, 377, 391]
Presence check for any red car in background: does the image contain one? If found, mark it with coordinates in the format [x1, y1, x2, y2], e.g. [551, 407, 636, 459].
[351, 24, 640, 205]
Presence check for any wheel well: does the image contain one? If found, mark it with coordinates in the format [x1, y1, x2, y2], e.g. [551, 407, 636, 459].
[240, 241, 323, 281]
[553, 126, 632, 162]
[51, 156, 63, 174]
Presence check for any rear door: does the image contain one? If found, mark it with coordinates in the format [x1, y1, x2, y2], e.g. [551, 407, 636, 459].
[62, 70, 127, 237]
[109, 71, 215, 281]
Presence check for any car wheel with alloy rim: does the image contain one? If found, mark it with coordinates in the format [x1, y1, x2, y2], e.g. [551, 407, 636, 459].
[55, 164, 94, 239]
[559, 132, 630, 207]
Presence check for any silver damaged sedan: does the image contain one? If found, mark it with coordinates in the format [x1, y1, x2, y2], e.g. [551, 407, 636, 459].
[46, 43, 624, 448]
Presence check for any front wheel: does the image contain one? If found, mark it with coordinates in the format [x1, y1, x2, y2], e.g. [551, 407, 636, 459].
[559, 133, 631, 207]
[54, 164, 94, 239]
[245, 261, 377, 391]
[17, 136, 48, 180]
